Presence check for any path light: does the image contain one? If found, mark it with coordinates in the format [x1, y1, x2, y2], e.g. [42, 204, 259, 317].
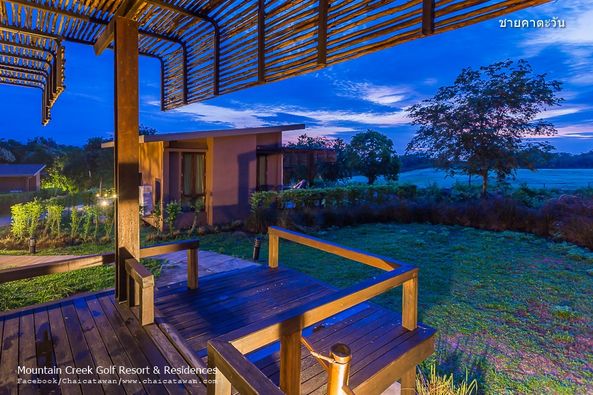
[252, 236, 262, 261]
[29, 237, 37, 254]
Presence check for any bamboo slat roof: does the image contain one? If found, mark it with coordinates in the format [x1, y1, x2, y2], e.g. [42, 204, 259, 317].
[0, 0, 550, 124]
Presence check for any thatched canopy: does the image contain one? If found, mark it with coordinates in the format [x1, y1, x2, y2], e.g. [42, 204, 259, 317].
[0, 0, 549, 124]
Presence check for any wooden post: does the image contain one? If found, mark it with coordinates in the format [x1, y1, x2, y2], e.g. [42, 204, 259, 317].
[327, 343, 352, 395]
[113, 15, 140, 303]
[187, 247, 198, 289]
[207, 351, 232, 395]
[402, 275, 418, 330]
[400, 367, 416, 394]
[279, 320, 302, 395]
[140, 279, 155, 326]
[268, 232, 279, 269]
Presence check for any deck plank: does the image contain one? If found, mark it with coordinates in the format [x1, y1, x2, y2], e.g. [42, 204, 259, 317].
[47, 305, 83, 395]
[97, 294, 168, 395]
[19, 311, 39, 395]
[0, 313, 19, 393]
[72, 297, 125, 395]
[85, 297, 146, 394]
[33, 308, 60, 394]
[60, 302, 104, 395]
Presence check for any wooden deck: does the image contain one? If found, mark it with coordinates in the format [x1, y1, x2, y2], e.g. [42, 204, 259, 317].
[156, 265, 435, 394]
[0, 264, 434, 394]
[0, 290, 205, 395]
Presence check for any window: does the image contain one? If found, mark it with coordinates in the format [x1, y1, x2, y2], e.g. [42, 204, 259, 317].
[181, 152, 205, 208]
[256, 154, 268, 191]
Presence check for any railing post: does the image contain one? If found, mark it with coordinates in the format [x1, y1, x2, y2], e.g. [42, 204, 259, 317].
[207, 348, 232, 395]
[127, 274, 138, 306]
[140, 277, 155, 326]
[268, 231, 279, 269]
[402, 274, 418, 330]
[400, 367, 416, 394]
[187, 247, 198, 290]
[327, 343, 352, 395]
[279, 320, 302, 395]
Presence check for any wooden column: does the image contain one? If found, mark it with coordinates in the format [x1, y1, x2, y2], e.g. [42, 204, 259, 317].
[279, 320, 302, 395]
[114, 16, 140, 302]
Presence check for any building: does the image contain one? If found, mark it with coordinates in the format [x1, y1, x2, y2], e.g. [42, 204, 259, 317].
[0, 164, 46, 193]
[103, 124, 305, 226]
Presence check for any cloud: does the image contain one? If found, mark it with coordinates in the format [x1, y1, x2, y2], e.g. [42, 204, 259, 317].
[148, 98, 412, 135]
[536, 107, 586, 119]
[166, 102, 275, 128]
[283, 126, 356, 143]
[552, 124, 593, 139]
[335, 81, 412, 106]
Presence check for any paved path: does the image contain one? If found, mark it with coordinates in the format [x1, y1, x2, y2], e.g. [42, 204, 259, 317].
[0, 216, 10, 227]
[155, 249, 257, 286]
[0, 255, 77, 270]
[0, 249, 257, 285]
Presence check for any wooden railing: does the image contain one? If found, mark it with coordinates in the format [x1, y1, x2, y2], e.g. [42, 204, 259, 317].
[0, 239, 200, 326]
[0, 239, 199, 287]
[207, 226, 419, 395]
[125, 257, 155, 325]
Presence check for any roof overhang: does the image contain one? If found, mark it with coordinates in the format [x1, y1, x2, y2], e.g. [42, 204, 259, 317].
[0, 164, 46, 177]
[101, 124, 305, 148]
[0, 0, 552, 125]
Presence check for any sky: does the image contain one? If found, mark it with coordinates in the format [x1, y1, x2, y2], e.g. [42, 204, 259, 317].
[1, 0, 592, 153]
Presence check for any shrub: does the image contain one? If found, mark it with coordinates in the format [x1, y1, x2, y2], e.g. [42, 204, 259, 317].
[165, 201, 182, 234]
[70, 208, 82, 239]
[10, 203, 28, 240]
[45, 203, 64, 237]
[82, 205, 99, 240]
[416, 364, 478, 395]
[24, 200, 44, 239]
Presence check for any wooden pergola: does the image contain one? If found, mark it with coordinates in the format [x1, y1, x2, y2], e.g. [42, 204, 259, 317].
[0, 0, 551, 393]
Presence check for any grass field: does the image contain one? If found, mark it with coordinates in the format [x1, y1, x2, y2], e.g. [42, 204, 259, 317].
[399, 168, 593, 190]
[1, 224, 592, 393]
[349, 168, 593, 190]
[200, 225, 593, 394]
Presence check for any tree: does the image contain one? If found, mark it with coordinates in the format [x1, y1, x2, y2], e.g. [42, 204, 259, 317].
[407, 59, 562, 195]
[285, 134, 351, 184]
[140, 124, 158, 135]
[0, 147, 15, 163]
[347, 130, 400, 184]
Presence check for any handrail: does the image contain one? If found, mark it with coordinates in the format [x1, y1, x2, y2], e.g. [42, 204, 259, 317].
[223, 265, 417, 353]
[207, 226, 420, 395]
[207, 340, 283, 395]
[125, 257, 155, 326]
[267, 226, 406, 271]
[0, 238, 199, 284]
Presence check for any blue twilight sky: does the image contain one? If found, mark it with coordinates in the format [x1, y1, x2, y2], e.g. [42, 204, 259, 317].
[1, 0, 592, 153]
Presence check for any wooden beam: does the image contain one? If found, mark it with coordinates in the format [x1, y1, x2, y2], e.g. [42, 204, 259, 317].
[317, 0, 328, 64]
[94, 0, 145, 55]
[422, 0, 435, 35]
[257, 0, 265, 82]
[114, 16, 141, 302]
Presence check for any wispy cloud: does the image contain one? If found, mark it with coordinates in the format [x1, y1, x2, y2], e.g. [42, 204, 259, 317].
[335, 81, 413, 106]
[149, 99, 412, 136]
[536, 106, 586, 119]
[552, 124, 593, 139]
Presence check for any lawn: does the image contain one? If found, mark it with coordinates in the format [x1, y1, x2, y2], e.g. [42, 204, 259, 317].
[199, 224, 593, 394]
[1, 223, 592, 393]
[349, 168, 593, 190]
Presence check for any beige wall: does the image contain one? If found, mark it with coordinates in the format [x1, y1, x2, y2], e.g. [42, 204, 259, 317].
[208, 134, 257, 224]
[0, 176, 38, 193]
[138, 131, 283, 226]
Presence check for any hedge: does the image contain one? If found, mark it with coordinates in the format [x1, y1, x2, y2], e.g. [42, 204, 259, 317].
[0, 190, 94, 215]
[250, 184, 417, 212]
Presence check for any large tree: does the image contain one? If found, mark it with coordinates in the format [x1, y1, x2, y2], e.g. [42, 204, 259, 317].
[407, 59, 562, 195]
[347, 130, 400, 184]
[285, 134, 351, 184]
